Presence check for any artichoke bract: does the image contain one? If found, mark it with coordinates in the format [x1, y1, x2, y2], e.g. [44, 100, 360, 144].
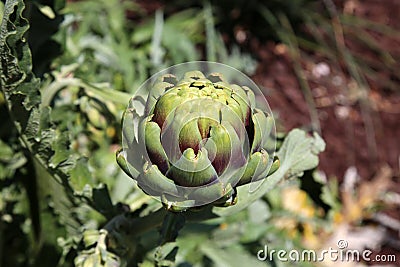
[118, 66, 279, 210]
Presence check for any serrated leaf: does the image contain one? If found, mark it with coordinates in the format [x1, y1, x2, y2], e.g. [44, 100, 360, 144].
[24, 107, 41, 141]
[0, 0, 93, 199]
[0, 0, 41, 109]
[214, 129, 325, 216]
[35, 128, 56, 164]
[1, 0, 73, 180]
[276, 129, 325, 178]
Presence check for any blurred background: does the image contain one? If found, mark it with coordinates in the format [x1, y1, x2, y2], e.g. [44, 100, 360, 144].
[0, 0, 399, 266]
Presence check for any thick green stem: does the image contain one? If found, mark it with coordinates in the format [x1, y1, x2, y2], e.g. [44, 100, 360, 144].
[103, 206, 217, 263]
[104, 206, 216, 242]
[104, 208, 167, 243]
[154, 211, 186, 266]
[159, 211, 186, 245]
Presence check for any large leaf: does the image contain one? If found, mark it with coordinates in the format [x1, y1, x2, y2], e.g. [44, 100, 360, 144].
[0, 0, 86, 234]
[1, 0, 57, 177]
[0, 0, 41, 112]
[0, 0, 96, 196]
[214, 129, 325, 216]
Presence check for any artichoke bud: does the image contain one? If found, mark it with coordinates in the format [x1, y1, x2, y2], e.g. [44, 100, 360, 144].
[144, 119, 170, 174]
[120, 69, 278, 209]
[166, 148, 218, 187]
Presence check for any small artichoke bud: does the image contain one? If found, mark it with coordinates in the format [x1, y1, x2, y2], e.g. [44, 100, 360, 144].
[119, 64, 279, 210]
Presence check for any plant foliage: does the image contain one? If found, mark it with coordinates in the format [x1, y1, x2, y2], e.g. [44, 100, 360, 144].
[0, 1, 334, 266]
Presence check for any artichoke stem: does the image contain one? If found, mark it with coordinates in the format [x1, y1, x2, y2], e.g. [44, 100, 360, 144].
[103, 207, 218, 262]
[154, 212, 186, 265]
[158, 212, 186, 245]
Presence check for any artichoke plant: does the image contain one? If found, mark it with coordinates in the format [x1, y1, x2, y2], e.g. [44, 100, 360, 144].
[117, 70, 279, 210]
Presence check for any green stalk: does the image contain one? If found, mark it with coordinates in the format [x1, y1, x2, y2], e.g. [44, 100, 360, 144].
[103, 206, 217, 263]
[104, 208, 167, 244]
[155, 211, 186, 266]
[158, 212, 186, 244]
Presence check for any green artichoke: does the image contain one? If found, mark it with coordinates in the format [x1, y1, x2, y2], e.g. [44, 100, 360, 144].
[118, 70, 279, 210]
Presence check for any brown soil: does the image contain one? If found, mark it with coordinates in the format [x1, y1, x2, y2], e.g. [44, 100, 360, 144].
[250, 0, 400, 182]
[249, 1, 400, 262]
